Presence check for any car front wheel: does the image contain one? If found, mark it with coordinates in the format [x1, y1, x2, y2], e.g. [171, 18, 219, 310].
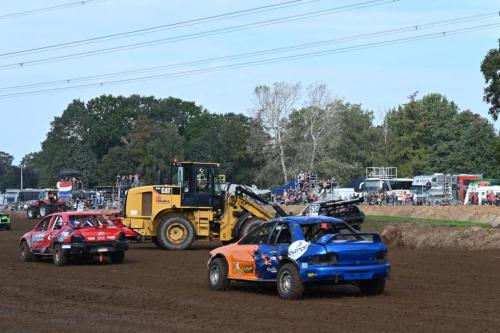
[208, 257, 230, 290]
[277, 263, 304, 300]
[19, 241, 33, 262]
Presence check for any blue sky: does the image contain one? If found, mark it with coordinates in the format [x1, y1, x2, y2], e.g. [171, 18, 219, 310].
[0, 0, 499, 163]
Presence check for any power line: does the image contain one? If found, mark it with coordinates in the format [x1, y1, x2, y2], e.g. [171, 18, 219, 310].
[1, 22, 497, 99]
[0, 0, 319, 58]
[0, 0, 399, 69]
[0, 0, 106, 20]
[1, 12, 498, 92]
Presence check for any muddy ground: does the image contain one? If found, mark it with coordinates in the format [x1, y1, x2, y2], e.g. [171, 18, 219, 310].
[0, 216, 499, 333]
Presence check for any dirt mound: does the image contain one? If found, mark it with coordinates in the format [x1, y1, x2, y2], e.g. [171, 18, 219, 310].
[362, 205, 500, 227]
[381, 223, 500, 250]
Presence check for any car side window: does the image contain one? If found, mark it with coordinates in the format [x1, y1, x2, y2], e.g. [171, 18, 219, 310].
[269, 223, 292, 245]
[52, 217, 64, 230]
[276, 225, 292, 245]
[36, 218, 50, 231]
[239, 223, 274, 245]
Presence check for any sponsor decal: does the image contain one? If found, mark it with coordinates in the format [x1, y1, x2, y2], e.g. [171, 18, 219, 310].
[288, 240, 310, 260]
[243, 266, 254, 273]
[308, 202, 320, 217]
[307, 272, 317, 278]
[266, 267, 277, 273]
[154, 187, 172, 194]
[261, 255, 271, 266]
[155, 195, 170, 204]
[301, 262, 308, 269]
[62, 244, 71, 249]
[234, 262, 253, 274]
[31, 234, 45, 242]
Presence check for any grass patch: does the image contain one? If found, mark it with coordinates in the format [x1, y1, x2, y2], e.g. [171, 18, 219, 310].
[364, 215, 490, 233]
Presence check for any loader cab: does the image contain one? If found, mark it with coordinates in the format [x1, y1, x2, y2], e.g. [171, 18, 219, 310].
[169, 161, 224, 208]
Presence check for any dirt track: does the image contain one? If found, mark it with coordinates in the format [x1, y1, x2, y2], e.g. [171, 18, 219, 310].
[1, 216, 499, 333]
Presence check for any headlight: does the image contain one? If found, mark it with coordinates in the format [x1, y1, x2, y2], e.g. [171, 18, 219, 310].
[376, 251, 387, 264]
[310, 253, 338, 266]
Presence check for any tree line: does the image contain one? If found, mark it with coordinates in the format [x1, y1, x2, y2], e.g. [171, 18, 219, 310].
[0, 89, 498, 192]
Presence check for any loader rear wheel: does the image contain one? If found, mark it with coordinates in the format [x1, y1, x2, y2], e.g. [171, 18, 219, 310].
[157, 215, 195, 250]
[239, 218, 265, 239]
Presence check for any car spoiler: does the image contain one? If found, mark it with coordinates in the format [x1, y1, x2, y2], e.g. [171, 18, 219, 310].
[314, 233, 382, 244]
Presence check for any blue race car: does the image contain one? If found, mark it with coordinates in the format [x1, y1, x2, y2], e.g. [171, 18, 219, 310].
[208, 216, 390, 299]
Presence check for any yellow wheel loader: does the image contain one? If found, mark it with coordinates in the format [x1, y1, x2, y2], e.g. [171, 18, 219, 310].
[120, 161, 286, 250]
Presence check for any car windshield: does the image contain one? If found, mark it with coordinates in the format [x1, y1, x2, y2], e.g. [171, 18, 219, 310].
[301, 221, 355, 242]
[364, 180, 381, 192]
[69, 215, 112, 228]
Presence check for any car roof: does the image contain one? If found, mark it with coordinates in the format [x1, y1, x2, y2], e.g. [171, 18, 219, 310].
[52, 211, 104, 217]
[271, 216, 344, 225]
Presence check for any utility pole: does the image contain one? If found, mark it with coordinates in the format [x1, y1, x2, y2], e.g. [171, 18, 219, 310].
[20, 164, 24, 190]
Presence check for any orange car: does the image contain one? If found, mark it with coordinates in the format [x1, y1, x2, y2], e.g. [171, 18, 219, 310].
[207, 216, 390, 299]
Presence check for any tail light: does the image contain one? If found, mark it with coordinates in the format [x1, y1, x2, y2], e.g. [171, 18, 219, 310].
[376, 251, 387, 264]
[310, 253, 338, 266]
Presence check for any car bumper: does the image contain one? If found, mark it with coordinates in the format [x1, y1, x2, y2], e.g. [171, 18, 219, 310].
[300, 263, 390, 282]
[60, 240, 128, 255]
[0, 222, 10, 229]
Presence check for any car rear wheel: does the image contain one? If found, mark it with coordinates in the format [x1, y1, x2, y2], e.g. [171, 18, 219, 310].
[157, 215, 195, 250]
[110, 251, 125, 264]
[53, 244, 69, 266]
[358, 278, 385, 295]
[19, 241, 33, 262]
[277, 263, 304, 300]
[208, 257, 230, 290]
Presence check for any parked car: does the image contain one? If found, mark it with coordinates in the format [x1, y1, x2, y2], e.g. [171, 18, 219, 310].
[0, 213, 11, 230]
[207, 216, 390, 299]
[19, 211, 128, 266]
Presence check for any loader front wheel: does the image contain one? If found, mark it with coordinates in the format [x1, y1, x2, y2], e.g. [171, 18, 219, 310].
[157, 215, 195, 250]
[239, 218, 265, 239]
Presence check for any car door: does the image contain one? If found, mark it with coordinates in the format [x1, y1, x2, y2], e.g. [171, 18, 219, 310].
[30, 217, 52, 253]
[257, 223, 293, 280]
[229, 223, 275, 280]
[48, 216, 65, 244]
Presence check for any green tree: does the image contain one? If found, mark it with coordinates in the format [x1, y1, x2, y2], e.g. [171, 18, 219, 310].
[481, 39, 500, 120]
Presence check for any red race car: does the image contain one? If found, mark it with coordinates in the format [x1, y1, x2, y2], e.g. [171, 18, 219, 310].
[19, 211, 128, 266]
